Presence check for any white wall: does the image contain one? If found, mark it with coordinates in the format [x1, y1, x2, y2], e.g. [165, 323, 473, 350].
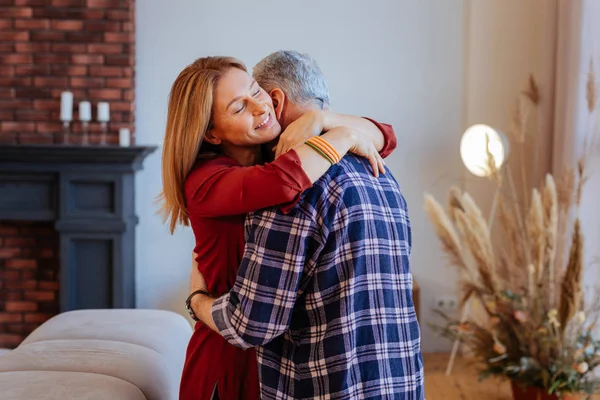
[552, 0, 600, 300]
[135, 0, 466, 352]
[458, 0, 558, 347]
[464, 0, 558, 216]
[463, 0, 600, 345]
[578, 0, 600, 300]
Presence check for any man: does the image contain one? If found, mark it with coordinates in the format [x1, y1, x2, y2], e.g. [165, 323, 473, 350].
[188, 50, 424, 399]
[256, 50, 390, 159]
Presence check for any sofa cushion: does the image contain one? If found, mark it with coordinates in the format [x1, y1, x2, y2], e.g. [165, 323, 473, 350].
[20, 308, 191, 379]
[0, 371, 146, 400]
[0, 339, 174, 400]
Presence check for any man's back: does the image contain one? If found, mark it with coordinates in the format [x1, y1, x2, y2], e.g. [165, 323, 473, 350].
[212, 155, 424, 399]
[262, 155, 423, 399]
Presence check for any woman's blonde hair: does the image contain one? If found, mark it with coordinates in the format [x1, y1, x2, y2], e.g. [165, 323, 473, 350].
[159, 56, 247, 234]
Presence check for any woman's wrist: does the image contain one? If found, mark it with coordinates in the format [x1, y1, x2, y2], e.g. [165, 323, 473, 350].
[320, 127, 355, 157]
[320, 110, 338, 132]
[308, 109, 326, 134]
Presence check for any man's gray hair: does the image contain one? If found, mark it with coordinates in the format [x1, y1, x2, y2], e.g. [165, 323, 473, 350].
[253, 50, 330, 109]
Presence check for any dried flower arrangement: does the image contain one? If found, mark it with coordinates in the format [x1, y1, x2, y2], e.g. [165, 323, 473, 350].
[425, 61, 598, 398]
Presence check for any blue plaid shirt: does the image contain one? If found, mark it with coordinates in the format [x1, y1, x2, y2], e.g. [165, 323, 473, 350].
[212, 155, 424, 399]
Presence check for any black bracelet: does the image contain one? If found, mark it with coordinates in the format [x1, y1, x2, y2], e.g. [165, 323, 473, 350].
[185, 289, 212, 322]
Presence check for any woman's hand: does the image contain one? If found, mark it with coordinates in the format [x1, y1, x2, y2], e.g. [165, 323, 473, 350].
[348, 132, 386, 177]
[323, 127, 386, 177]
[274, 110, 324, 158]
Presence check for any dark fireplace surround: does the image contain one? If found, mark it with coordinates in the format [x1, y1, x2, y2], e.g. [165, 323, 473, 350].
[0, 144, 155, 318]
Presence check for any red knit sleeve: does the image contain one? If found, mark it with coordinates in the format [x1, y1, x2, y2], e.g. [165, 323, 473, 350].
[363, 117, 397, 159]
[185, 150, 311, 218]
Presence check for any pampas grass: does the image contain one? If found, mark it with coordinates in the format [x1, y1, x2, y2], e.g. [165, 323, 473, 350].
[425, 60, 599, 395]
[555, 167, 576, 300]
[523, 73, 540, 105]
[527, 189, 545, 282]
[559, 219, 583, 333]
[454, 209, 497, 293]
[498, 197, 525, 281]
[556, 167, 576, 212]
[447, 186, 464, 223]
[424, 195, 465, 269]
[587, 59, 596, 114]
[541, 175, 558, 303]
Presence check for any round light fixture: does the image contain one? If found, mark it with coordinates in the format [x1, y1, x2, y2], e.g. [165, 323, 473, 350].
[459, 124, 509, 177]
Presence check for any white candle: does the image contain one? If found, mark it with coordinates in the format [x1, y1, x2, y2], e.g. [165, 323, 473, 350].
[60, 91, 73, 122]
[119, 128, 130, 146]
[97, 102, 110, 123]
[79, 101, 91, 122]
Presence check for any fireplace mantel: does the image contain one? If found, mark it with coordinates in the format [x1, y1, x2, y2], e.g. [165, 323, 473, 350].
[0, 144, 156, 312]
[0, 145, 156, 171]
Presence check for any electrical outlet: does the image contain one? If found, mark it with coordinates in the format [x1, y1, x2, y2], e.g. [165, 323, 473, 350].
[434, 296, 458, 312]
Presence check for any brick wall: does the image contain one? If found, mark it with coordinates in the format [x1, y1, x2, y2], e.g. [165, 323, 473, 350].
[0, 0, 135, 348]
[0, 222, 60, 348]
[0, 0, 135, 145]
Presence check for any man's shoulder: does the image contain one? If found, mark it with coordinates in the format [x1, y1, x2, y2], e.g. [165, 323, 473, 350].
[314, 154, 397, 192]
[325, 154, 371, 180]
[311, 154, 365, 186]
[253, 155, 401, 222]
[298, 155, 399, 211]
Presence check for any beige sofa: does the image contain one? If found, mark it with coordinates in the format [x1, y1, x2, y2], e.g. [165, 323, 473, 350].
[0, 309, 192, 400]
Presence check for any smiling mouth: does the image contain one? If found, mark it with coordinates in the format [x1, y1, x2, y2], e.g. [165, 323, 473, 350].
[255, 113, 271, 129]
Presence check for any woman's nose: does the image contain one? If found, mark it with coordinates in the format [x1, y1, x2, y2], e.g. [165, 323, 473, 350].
[250, 99, 268, 116]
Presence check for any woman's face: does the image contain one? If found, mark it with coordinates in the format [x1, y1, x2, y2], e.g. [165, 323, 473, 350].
[208, 68, 281, 147]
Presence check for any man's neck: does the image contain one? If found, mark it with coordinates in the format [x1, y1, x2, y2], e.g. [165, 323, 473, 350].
[279, 106, 302, 131]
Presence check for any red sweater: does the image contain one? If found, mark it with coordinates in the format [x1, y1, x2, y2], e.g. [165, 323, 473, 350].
[179, 120, 396, 400]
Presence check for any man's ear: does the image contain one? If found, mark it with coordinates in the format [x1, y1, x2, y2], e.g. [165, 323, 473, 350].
[203, 128, 222, 145]
[270, 88, 285, 121]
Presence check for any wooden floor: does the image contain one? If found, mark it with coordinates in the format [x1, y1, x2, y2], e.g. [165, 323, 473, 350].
[424, 353, 512, 399]
[424, 353, 600, 399]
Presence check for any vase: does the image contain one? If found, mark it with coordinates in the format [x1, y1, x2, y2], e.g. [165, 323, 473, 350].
[510, 381, 585, 400]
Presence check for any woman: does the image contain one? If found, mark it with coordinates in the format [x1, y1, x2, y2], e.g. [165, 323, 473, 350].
[160, 56, 396, 400]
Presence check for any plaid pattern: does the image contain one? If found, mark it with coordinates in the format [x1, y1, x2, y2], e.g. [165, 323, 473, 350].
[212, 155, 424, 399]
